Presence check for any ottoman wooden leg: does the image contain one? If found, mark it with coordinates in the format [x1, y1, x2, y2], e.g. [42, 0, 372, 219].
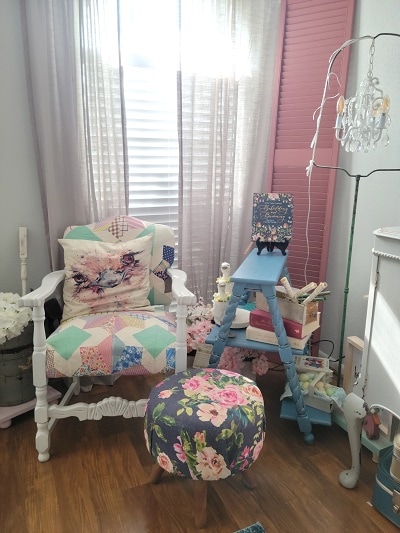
[193, 480, 207, 528]
[149, 463, 165, 484]
[242, 468, 257, 489]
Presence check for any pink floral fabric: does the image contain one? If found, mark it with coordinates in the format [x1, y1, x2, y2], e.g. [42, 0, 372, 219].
[144, 368, 265, 481]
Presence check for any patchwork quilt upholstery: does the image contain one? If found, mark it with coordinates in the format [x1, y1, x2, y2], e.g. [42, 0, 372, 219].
[46, 216, 178, 378]
[46, 309, 177, 378]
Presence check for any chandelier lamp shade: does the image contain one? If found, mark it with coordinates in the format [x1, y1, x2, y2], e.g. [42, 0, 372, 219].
[334, 41, 391, 153]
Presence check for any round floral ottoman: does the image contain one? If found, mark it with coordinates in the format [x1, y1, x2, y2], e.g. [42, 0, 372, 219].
[144, 368, 266, 528]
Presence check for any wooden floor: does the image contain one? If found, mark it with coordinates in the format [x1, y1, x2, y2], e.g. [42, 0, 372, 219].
[0, 366, 397, 533]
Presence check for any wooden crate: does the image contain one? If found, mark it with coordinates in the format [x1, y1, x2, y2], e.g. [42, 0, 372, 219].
[255, 290, 318, 325]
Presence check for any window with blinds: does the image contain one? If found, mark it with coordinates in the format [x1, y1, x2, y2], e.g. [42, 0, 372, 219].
[120, 0, 179, 242]
[123, 66, 179, 232]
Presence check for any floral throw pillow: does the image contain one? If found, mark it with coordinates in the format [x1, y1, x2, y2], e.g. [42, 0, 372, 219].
[59, 234, 153, 321]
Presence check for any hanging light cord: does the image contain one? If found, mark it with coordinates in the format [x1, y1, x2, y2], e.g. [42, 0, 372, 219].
[304, 33, 400, 284]
[305, 32, 400, 385]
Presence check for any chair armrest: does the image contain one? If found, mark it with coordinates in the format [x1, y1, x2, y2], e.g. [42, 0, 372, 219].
[18, 270, 65, 308]
[168, 268, 196, 306]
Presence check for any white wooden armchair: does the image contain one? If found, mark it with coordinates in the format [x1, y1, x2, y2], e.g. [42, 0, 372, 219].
[19, 215, 196, 462]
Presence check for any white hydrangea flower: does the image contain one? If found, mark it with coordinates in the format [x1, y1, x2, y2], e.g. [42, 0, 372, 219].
[0, 292, 32, 344]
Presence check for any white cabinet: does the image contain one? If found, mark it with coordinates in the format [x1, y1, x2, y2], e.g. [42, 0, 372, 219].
[356, 227, 400, 416]
[340, 227, 400, 489]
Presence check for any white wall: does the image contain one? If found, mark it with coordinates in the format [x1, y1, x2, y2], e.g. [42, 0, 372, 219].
[0, 0, 49, 294]
[320, 0, 400, 371]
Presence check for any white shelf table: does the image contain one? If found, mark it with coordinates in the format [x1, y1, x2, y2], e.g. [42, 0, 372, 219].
[0, 386, 61, 429]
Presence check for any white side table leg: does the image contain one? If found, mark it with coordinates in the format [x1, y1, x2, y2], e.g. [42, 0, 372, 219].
[339, 392, 368, 489]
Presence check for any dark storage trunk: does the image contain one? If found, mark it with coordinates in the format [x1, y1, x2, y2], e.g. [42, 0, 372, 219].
[0, 323, 35, 406]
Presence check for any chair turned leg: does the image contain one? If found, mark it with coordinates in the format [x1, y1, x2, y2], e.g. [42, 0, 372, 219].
[149, 463, 165, 484]
[193, 480, 208, 528]
[242, 468, 257, 489]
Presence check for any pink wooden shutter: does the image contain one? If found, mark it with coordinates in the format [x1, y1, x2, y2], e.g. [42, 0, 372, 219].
[267, 0, 355, 289]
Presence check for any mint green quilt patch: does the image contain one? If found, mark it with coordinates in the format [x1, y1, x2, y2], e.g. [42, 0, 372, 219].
[133, 324, 175, 359]
[64, 226, 102, 241]
[47, 325, 92, 360]
[112, 335, 127, 363]
[136, 225, 156, 254]
[147, 287, 155, 305]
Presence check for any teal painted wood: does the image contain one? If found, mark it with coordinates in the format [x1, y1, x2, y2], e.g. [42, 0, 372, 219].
[281, 398, 331, 427]
[206, 327, 305, 354]
[206, 248, 314, 443]
[231, 248, 286, 286]
[372, 447, 400, 527]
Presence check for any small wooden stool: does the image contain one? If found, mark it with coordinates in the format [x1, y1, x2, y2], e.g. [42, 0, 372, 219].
[144, 368, 266, 528]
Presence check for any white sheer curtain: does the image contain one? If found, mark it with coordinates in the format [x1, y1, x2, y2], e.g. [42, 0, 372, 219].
[178, 0, 281, 301]
[21, 0, 84, 270]
[22, 0, 280, 294]
[76, 0, 129, 221]
[21, 0, 128, 269]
